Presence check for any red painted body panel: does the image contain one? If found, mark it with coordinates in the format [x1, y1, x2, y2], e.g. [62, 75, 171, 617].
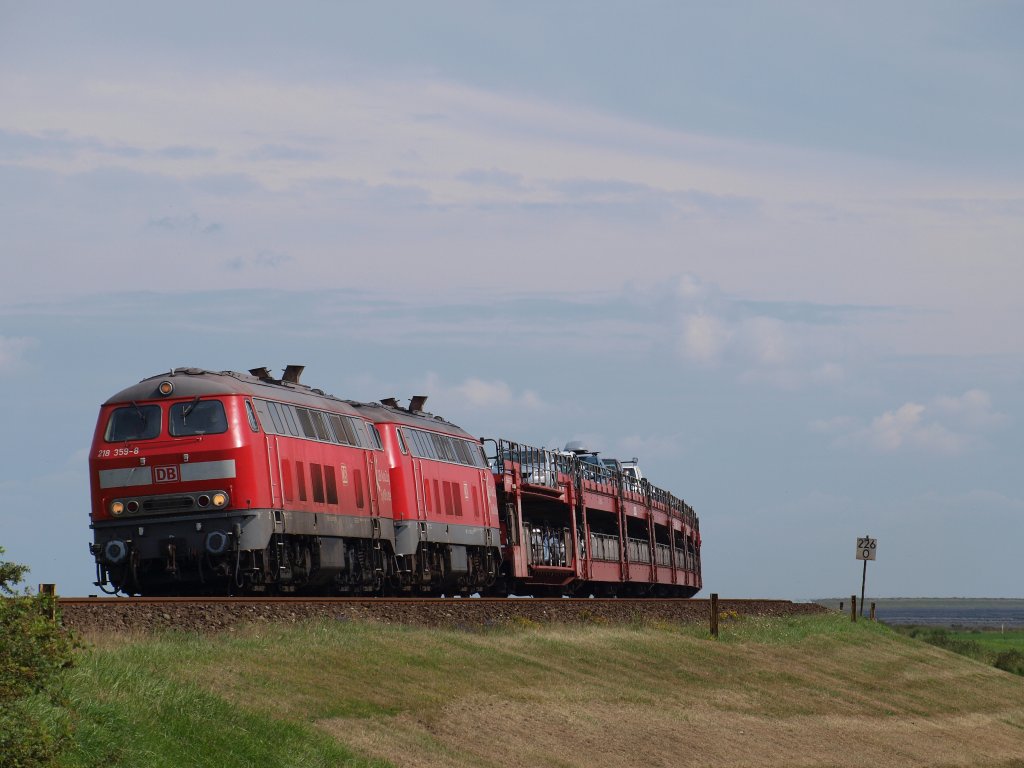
[89, 396, 265, 523]
[89, 395, 391, 525]
[374, 420, 499, 531]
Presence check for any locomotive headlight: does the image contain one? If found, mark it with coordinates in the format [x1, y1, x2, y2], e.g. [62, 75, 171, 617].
[211, 492, 228, 508]
[110, 501, 125, 516]
[158, 380, 174, 396]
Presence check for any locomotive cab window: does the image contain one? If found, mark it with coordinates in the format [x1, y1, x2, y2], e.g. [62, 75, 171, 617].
[169, 399, 228, 437]
[105, 404, 161, 442]
[368, 424, 384, 450]
[245, 400, 260, 433]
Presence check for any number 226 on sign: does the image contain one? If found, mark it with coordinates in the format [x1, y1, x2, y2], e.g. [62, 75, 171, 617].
[856, 537, 877, 561]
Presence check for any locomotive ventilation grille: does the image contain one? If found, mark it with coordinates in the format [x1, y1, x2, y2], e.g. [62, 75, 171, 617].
[142, 496, 196, 512]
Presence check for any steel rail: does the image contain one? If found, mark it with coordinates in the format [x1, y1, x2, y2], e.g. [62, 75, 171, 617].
[57, 596, 797, 606]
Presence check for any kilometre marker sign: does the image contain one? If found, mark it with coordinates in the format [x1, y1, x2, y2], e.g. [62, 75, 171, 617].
[856, 537, 877, 561]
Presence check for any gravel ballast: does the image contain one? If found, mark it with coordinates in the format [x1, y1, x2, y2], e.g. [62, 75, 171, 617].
[59, 597, 828, 635]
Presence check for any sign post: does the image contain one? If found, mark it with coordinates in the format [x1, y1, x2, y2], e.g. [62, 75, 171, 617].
[855, 536, 877, 618]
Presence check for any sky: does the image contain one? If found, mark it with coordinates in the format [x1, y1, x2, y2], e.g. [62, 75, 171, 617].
[1, 2, 1022, 599]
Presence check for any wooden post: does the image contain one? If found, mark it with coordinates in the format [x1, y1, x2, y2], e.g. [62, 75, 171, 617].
[850, 594, 857, 623]
[839, 601, 844, 612]
[38, 583, 56, 622]
[710, 593, 719, 638]
[870, 602, 876, 621]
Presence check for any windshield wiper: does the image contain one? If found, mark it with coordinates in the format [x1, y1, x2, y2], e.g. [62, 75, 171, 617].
[182, 396, 201, 421]
[126, 400, 146, 442]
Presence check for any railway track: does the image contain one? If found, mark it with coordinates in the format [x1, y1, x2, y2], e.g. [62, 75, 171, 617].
[58, 596, 794, 606]
[56, 596, 827, 634]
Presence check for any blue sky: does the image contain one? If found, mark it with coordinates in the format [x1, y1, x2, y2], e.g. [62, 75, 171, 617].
[1, 2, 1022, 598]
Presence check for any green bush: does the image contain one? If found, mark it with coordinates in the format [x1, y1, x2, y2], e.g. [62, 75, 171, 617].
[0, 546, 75, 767]
[0, 702, 66, 768]
[0, 552, 28, 596]
[913, 628, 984, 660]
[993, 649, 1024, 676]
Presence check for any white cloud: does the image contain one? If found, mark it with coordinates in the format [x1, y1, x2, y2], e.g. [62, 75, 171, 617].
[931, 389, 1008, 430]
[737, 316, 790, 365]
[2, 67, 1021, 341]
[860, 402, 963, 454]
[672, 284, 849, 390]
[423, 373, 544, 412]
[0, 336, 34, 373]
[677, 312, 732, 365]
[456, 378, 511, 407]
[817, 389, 1006, 456]
[665, 273, 858, 387]
[674, 273, 709, 300]
[518, 389, 544, 410]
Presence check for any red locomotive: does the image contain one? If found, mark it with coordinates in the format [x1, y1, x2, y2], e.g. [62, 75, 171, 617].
[88, 367, 701, 597]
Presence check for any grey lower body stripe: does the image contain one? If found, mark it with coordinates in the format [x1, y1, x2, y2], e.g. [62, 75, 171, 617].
[98, 466, 153, 489]
[180, 459, 236, 482]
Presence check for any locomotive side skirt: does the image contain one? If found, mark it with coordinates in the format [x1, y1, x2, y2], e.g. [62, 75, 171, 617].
[393, 521, 501, 555]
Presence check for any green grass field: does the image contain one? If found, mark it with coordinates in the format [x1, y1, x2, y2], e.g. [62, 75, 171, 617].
[894, 625, 1024, 677]
[948, 628, 1024, 653]
[35, 615, 1024, 767]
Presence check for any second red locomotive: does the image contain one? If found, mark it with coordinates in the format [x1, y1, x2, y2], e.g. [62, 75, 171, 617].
[88, 366, 701, 597]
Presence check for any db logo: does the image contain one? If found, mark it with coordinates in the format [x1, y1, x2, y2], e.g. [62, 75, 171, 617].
[155, 465, 180, 483]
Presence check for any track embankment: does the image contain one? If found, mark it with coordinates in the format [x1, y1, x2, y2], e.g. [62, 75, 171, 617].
[58, 596, 826, 634]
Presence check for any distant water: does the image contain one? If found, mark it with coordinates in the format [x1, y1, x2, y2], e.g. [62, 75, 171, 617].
[814, 599, 1024, 628]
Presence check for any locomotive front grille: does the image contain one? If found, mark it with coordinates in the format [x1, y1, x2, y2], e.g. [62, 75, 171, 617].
[142, 496, 195, 512]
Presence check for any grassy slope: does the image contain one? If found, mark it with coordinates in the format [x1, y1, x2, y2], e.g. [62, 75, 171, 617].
[53, 615, 1024, 768]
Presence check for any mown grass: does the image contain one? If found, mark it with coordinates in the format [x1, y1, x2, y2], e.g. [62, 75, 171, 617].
[41, 614, 1024, 767]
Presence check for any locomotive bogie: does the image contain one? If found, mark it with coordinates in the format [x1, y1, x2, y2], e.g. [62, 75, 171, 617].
[92, 505, 399, 595]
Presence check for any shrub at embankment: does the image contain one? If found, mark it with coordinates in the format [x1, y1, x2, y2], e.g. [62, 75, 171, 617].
[0, 547, 75, 768]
